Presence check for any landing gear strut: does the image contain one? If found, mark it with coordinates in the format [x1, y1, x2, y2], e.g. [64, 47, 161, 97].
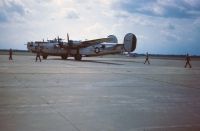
[74, 54, 82, 61]
[42, 54, 48, 59]
[61, 54, 68, 60]
[74, 48, 82, 61]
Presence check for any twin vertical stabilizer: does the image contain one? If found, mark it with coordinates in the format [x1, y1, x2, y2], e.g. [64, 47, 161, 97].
[123, 33, 137, 52]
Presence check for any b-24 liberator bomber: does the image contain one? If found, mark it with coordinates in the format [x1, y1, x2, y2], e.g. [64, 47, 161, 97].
[27, 33, 137, 61]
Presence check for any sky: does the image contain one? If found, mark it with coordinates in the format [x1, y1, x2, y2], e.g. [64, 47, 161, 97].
[0, 0, 200, 55]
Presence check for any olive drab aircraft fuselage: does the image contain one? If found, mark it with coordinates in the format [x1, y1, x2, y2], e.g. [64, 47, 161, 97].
[27, 33, 137, 61]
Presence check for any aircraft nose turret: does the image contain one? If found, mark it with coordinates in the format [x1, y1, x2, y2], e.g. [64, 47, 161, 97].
[27, 42, 34, 52]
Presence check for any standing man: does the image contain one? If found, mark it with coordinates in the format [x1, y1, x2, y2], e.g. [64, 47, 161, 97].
[185, 53, 192, 68]
[35, 46, 41, 62]
[144, 52, 150, 64]
[9, 48, 13, 60]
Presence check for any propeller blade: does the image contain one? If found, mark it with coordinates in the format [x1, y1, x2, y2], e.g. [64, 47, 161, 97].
[67, 33, 69, 43]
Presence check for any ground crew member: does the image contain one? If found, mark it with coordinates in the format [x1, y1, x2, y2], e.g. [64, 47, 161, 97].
[35, 46, 41, 62]
[185, 53, 192, 68]
[9, 48, 13, 60]
[144, 52, 150, 64]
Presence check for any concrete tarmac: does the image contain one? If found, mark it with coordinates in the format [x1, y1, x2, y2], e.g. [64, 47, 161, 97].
[0, 55, 200, 131]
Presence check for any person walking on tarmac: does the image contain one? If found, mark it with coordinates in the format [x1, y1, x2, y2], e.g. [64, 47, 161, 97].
[35, 46, 41, 62]
[185, 53, 192, 68]
[144, 52, 150, 64]
[9, 48, 13, 60]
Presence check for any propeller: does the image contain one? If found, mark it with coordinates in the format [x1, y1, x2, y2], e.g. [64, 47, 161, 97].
[67, 33, 69, 43]
[57, 36, 60, 43]
[57, 36, 63, 48]
[67, 33, 73, 46]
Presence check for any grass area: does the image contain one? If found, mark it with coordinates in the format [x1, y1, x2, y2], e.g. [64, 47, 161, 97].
[0, 50, 33, 56]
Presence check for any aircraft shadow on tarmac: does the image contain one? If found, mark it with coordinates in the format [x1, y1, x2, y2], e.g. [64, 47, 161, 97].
[80, 60, 124, 65]
[112, 60, 143, 64]
[44, 58, 124, 65]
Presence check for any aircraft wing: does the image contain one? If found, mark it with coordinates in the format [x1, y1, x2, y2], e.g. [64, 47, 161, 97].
[78, 37, 113, 48]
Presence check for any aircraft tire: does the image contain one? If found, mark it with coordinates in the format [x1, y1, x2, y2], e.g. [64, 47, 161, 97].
[74, 54, 82, 61]
[43, 55, 48, 59]
[61, 55, 68, 60]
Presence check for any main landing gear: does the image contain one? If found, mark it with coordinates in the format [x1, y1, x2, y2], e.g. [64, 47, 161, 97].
[42, 54, 48, 59]
[74, 54, 82, 61]
[61, 54, 68, 60]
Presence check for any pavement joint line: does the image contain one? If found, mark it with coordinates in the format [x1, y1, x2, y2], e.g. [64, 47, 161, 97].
[56, 111, 81, 131]
[136, 75, 200, 90]
[39, 96, 81, 131]
[137, 124, 200, 130]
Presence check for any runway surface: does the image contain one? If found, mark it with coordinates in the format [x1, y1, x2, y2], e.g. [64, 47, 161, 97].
[0, 55, 200, 131]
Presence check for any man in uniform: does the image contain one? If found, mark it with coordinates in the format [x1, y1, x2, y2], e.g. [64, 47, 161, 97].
[185, 53, 192, 68]
[9, 48, 13, 60]
[35, 45, 41, 62]
[144, 52, 150, 64]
